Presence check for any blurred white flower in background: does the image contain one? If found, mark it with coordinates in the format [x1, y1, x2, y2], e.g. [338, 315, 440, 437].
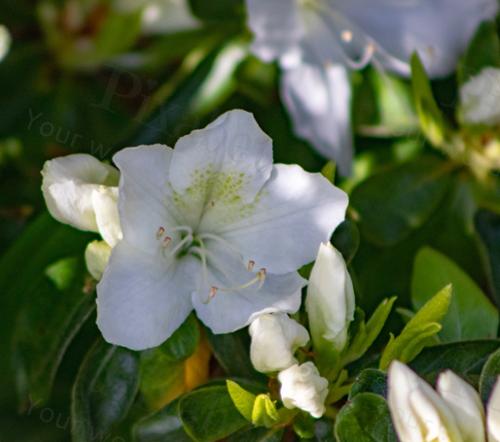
[278, 362, 329, 418]
[460, 67, 500, 126]
[249, 313, 310, 373]
[388, 360, 500, 442]
[246, 0, 499, 175]
[95, 109, 348, 350]
[0, 25, 11, 62]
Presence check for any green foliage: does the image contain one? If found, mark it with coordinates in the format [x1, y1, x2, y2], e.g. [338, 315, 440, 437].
[412, 247, 499, 341]
[179, 385, 249, 442]
[479, 348, 500, 402]
[380, 285, 451, 370]
[71, 339, 140, 442]
[349, 369, 388, 399]
[334, 393, 397, 442]
[160, 314, 200, 361]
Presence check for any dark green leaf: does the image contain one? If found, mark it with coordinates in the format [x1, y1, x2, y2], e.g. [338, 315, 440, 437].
[410, 340, 500, 384]
[133, 399, 191, 442]
[331, 220, 360, 265]
[160, 314, 200, 361]
[349, 369, 388, 400]
[71, 339, 140, 442]
[189, 0, 244, 21]
[412, 247, 498, 341]
[179, 385, 248, 442]
[227, 427, 284, 442]
[334, 393, 397, 442]
[479, 348, 500, 403]
[351, 156, 451, 246]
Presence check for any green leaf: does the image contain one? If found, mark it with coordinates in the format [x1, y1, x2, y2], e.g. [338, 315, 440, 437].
[334, 393, 397, 442]
[479, 348, 500, 403]
[227, 427, 284, 442]
[133, 399, 191, 442]
[412, 247, 499, 341]
[251, 394, 279, 428]
[410, 340, 500, 384]
[331, 220, 360, 265]
[160, 314, 200, 361]
[459, 21, 500, 84]
[410, 53, 450, 146]
[179, 386, 248, 442]
[344, 297, 396, 366]
[380, 285, 451, 370]
[226, 380, 256, 422]
[189, 0, 244, 21]
[350, 156, 452, 246]
[475, 209, 500, 307]
[349, 369, 388, 400]
[71, 339, 140, 442]
[12, 254, 95, 405]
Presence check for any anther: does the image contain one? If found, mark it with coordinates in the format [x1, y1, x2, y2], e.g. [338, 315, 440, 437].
[162, 236, 172, 247]
[209, 287, 218, 299]
[247, 260, 255, 271]
[257, 268, 267, 288]
[341, 30, 353, 43]
[156, 226, 165, 239]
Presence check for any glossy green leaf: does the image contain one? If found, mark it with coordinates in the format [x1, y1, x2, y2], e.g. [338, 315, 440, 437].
[412, 247, 499, 341]
[349, 369, 388, 400]
[160, 314, 200, 361]
[380, 285, 451, 370]
[479, 348, 500, 403]
[226, 380, 256, 422]
[351, 156, 451, 246]
[133, 399, 191, 442]
[227, 427, 284, 442]
[331, 220, 360, 265]
[334, 393, 397, 442]
[71, 339, 140, 442]
[410, 340, 500, 384]
[410, 53, 451, 146]
[251, 394, 279, 428]
[189, 0, 244, 20]
[179, 385, 248, 442]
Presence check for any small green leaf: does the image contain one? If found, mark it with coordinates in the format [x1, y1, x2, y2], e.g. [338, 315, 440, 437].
[410, 53, 451, 147]
[479, 348, 500, 403]
[226, 380, 256, 422]
[72, 339, 140, 442]
[380, 285, 451, 370]
[45, 256, 79, 290]
[351, 156, 452, 246]
[227, 427, 284, 442]
[334, 393, 397, 442]
[179, 386, 248, 442]
[252, 394, 279, 428]
[412, 247, 499, 341]
[349, 369, 388, 400]
[133, 399, 191, 442]
[160, 314, 200, 361]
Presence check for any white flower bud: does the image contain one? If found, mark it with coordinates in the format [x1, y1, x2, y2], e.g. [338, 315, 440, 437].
[278, 362, 329, 418]
[488, 377, 500, 442]
[437, 370, 486, 442]
[0, 25, 11, 62]
[388, 361, 463, 442]
[249, 313, 309, 373]
[41, 154, 121, 245]
[460, 67, 500, 126]
[85, 240, 112, 280]
[306, 243, 355, 353]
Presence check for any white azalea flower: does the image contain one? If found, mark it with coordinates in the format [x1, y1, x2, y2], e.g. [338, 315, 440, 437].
[278, 362, 329, 418]
[488, 378, 500, 442]
[85, 240, 113, 281]
[141, 0, 200, 34]
[460, 67, 500, 126]
[246, 0, 498, 174]
[97, 110, 348, 350]
[306, 242, 355, 354]
[41, 153, 122, 247]
[249, 313, 310, 373]
[388, 361, 487, 442]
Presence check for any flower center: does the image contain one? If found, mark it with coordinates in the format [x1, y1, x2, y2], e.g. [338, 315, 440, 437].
[156, 225, 266, 303]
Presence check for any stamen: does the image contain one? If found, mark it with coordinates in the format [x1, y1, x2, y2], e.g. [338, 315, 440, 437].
[162, 236, 172, 247]
[247, 260, 255, 271]
[217, 268, 267, 293]
[156, 226, 165, 239]
[341, 30, 353, 43]
[198, 232, 245, 263]
[163, 234, 193, 259]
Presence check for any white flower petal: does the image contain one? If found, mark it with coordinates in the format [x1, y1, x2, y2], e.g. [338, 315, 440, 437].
[96, 241, 196, 350]
[281, 63, 353, 176]
[436, 370, 486, 442]
[113, 145, 178, 253]
[218, 164, 348, 275]
[92, 186, 122, 247]
[85, 240, 112, 281]
[249, 313, 310, 373]
[488, 378, 500, 442]
[306, 243, 355, 353]
[336, 0, 499, 77]
[41, 154, 119, 232]
[170, 110, 273, 207]
[141, 0, 199, 34]
[245, 0, 304, 64]
[278, 362, 329, 418]
[191, 244, 304, 334]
